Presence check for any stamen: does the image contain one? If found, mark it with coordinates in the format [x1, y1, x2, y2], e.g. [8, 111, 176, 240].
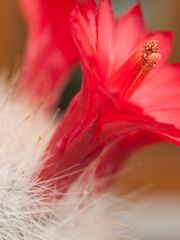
[124, 40, 161, 99]
[109, 40, 161, 99]
[142, 40, 161, 70]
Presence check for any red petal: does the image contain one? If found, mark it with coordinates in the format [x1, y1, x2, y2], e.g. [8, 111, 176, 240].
[113, 4, 148, 69]
[18, 0, 41, 28]
[131, 64, 180, 144]
[96, 130, 160, 186]
[18, 0, 79, 109]
[96, 0, 115, 78]
[70, 1, 97, 58]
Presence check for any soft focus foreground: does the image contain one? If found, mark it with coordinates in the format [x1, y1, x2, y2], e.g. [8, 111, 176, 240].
[0, 87, 128, 239]
[0, 0, 180, 240]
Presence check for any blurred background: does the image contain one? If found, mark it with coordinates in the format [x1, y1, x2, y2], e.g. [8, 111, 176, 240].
[0, 0, 180, 239]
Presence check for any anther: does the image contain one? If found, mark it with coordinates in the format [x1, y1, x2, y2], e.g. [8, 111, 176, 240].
[142, 40, 161, 70]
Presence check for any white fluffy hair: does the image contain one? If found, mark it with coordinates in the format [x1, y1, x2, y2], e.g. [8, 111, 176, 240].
[0, 87, 132, 240]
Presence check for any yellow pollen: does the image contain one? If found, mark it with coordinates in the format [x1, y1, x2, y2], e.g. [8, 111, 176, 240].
[141, 40, 161, 69]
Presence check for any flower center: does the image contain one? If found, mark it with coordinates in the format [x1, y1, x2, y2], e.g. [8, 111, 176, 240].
[108, 40, 161, 100]
[124, 40, 161, 99]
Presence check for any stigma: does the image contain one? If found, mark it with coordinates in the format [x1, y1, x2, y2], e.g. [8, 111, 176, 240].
[142, 40, 161, 70]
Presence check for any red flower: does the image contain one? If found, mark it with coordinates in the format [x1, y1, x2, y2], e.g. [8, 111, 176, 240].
[18, 0, 80, 109]
[37, 0, 180, 192]
[94, 2, 180, 183]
